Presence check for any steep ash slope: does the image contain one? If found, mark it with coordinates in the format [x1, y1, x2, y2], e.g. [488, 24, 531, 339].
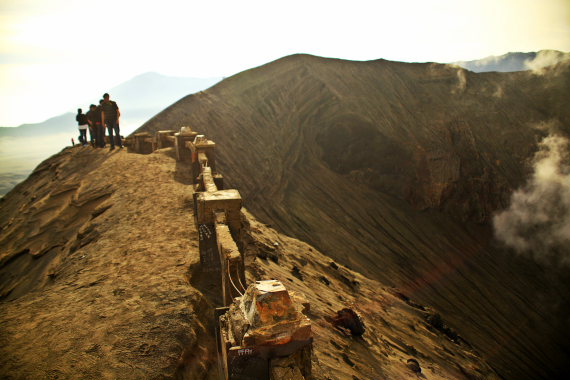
[0, 146, 499, 379]
[138, 55, 570, 380]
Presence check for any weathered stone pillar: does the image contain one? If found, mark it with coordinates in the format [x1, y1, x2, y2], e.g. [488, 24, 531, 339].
[196, 189, 242, 238]
[194, 135, 217, 172]
[175, 129, 198, 161]
[194, 190, 245, 276]
[216, 214, 245, 305]
[156, 130, 177, 149]
[198, 223, 220, 273]
[133, 132, 153, 154]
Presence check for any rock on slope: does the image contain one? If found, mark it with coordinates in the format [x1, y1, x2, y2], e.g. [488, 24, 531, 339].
[137, 54, 570, 380]
[1, 146, 500, 379]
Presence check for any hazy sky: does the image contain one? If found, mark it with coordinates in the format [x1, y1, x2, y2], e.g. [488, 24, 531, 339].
[1, 0, 569, 127]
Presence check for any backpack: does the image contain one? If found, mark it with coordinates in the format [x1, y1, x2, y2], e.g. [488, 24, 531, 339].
[76, 113, 88, 125]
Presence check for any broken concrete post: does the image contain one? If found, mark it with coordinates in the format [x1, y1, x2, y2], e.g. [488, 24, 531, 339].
[218, 280, 313, 380]
[201, 166, 219, 193]
[175, 128, 198, 161]
[196, 190, 242, 274]
[133, 132, 153, 154]
[196, 189, 242, 237]
[198, 223, 219, 273]
[194, 135, 217, 172]
[156, 130, 177, 149]
[216, 212, 245, 306]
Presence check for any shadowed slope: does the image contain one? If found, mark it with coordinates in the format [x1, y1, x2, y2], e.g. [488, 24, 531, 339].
[138, 54, 570, 380]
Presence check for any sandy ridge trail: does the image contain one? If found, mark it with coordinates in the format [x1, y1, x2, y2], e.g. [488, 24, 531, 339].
[0, 147, 215, 379]
[1, 146, 499, 379]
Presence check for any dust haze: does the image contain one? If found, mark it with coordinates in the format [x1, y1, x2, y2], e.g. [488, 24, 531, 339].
[493, 133, 570, 265]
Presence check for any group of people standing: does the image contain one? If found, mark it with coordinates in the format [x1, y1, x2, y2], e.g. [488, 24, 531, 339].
[75, 93, 123, 150]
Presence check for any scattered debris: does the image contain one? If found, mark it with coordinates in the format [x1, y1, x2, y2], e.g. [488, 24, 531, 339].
[425, 312, 461, 344]
[339, 274, 360, 291]
[407, 358, 421, 373]
[342, 352, 356, 367]
[257, 242, 281, 263]
[331, 308, 365, 336]
[393, 290, 426, 311]
[291, 265, 304, 281]
[318, 276, 331, 286]
[329, 339, 343, 350]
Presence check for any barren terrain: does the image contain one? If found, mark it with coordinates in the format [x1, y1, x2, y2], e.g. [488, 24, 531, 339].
[1, 146, 500, 379]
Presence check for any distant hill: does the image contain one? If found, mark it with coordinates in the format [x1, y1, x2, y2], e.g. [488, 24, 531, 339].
[110, 72, 220, 110]
[0, 73, 221, 137]
[454, 49, 570, 72]
[0, 113, 75, 137]
[106, 72, 221, 132]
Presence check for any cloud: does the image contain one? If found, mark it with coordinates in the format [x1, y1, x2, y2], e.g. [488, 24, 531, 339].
[493, 134, 570, 265]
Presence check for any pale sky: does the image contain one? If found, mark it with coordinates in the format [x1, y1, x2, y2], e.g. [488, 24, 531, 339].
[1, 0, 569, 127]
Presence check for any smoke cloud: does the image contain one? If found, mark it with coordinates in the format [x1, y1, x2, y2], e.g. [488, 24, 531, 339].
[525, 50, 570, 73]
[454, 68, 467, 94]
[493, 134, 570, 265]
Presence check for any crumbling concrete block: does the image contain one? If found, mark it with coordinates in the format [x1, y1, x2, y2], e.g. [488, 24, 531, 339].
[270, 356, 305, 380]
[216, 218, 245, 305]
[201, 166, 219, 193]
[175, 131, 198, 161]
[218, 280, 313, 380]
[196, 189, 242, 233]
[198, 223, 219, 272]
[194, 135, 217, 171]
[156, 130, 177, 149]
[229, 280, 312, 348]
[133, 132, 154, 154]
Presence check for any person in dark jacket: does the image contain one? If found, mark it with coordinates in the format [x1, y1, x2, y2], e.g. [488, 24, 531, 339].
[75, 108, 89, 146]
[101, 93, 122, 150]
[88, 100, 105, 148]
[85, 104, 101, 147]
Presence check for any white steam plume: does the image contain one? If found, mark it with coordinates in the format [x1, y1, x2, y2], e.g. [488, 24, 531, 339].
[493, 134, 570, 265]
[525, 50, 570, 73]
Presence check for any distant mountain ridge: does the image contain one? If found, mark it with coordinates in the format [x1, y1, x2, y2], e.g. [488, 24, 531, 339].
[0, 73, 221, 137]
[0, 113, 75, 137]
[454, 49, 570, 72]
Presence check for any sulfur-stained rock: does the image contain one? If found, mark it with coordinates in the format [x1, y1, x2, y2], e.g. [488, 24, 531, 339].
[227, 280, 312, 347]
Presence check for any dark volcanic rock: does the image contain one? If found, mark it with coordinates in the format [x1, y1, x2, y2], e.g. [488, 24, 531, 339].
[138, 54, 570, 380]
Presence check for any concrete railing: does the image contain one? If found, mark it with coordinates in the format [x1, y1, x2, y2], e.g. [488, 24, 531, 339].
[124, 127, 312, 380]
[125, 127, 246, 306]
